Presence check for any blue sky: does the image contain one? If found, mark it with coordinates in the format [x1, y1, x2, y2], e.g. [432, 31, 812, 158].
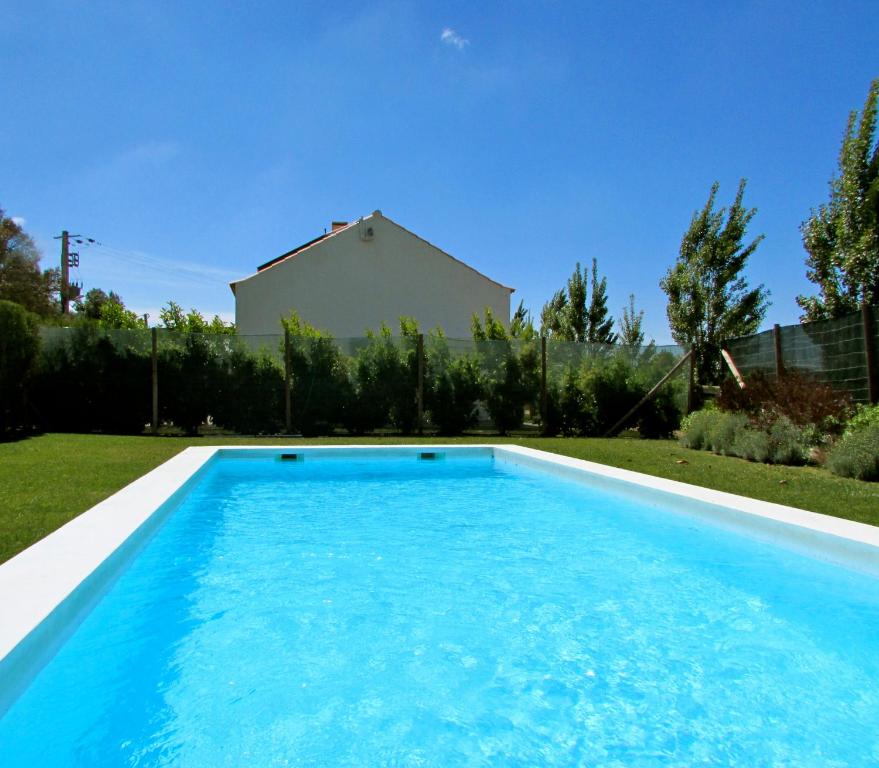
[2, 1, 876, 342]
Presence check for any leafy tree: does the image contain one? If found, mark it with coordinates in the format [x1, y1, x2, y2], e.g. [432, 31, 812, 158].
[98, 299, 146, 330]
[0, 300, 40, 435]
[74, 288, 146, 329]
[660, 180, 769, 384]
[0, 208, 58, 317]
[618, 294, 646, 347]
[539, 259, 616, 343]
[566, 262, 588, 341]
[797, 79, 879, 320]
[159, 300, 234, 334]
[75, 288, 112, 320]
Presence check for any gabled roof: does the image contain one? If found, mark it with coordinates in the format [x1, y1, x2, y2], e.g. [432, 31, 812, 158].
[254, 220, 358, 273]
[229, 219, 359, 295]
[229, 212, 514, 294]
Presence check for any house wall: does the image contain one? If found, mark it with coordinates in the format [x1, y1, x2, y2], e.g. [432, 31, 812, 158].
[233, 214, 512, 338]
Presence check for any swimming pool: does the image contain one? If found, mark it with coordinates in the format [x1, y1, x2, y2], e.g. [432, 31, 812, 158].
[1, 446, 878, 765]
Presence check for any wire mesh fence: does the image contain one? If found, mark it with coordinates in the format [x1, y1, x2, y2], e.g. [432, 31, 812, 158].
[724, 307, 878, 403]
[28, 327, 691, 436]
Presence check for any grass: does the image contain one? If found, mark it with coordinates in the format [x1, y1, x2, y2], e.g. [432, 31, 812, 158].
[1, 432, 877, 565]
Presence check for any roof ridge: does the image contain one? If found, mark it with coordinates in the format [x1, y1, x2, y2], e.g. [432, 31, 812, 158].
[229, 212, 514, 295]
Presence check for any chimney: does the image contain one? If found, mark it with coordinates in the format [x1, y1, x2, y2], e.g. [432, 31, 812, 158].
[331, 221, 347, 232]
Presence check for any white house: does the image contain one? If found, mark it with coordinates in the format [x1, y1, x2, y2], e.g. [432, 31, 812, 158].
[230, 210, 514, 338]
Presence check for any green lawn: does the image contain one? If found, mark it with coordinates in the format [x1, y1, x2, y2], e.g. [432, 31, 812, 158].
[1, 432, 877, 564]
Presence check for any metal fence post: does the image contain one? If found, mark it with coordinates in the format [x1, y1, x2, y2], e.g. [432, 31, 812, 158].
[863, 304, 878, 404]
[284, 329, 292, 433]
[416, 334, 424, 435]
[685, 345, 696, 415]
[773, 323, 784, 379]
[151, 328, 158, 434]
[540, 336, 547, 430]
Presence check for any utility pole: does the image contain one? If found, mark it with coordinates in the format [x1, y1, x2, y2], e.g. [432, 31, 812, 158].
[54, 230, 84, 315]
[60, 230, 70, 314]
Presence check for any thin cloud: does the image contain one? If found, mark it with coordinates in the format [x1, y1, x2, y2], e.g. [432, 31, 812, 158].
[84, 140, 182, 190]
[11, 216, 26, 227]
[440, 27, 469, 50]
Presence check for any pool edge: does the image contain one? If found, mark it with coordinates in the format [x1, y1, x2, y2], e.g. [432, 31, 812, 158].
[494, 445, 879, 576]
[0, 446, 219, 713]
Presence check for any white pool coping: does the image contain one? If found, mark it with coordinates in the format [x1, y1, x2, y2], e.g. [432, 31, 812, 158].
[1, 443, 878, 708]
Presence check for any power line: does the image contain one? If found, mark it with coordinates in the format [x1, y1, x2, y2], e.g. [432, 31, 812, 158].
[54, 231, 239, 310]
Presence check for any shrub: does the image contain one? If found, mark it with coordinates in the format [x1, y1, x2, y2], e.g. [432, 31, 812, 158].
[581, 357, 639, 435]
[680, 408, 809, 465]
[718, 369, 851, 433]
[484, 351, 532, 435]
[159, 333, 221, 435]
[290, 336, 351, 436]
[425, 336, 482, 435]
[679, 409, 716, 450]
[731, 428, 770, 463]
[632, 349, 686, 439]
[707, 411, 749, 454]
[541, 382, 563, 437]
[32, 326, 151, 434]
[279, 312, 351, 436]
[474, 340, 538, 435]
[0, 300, 40, 435]
[542, 347, 685, 440]
[638, 387, 682, 439]
[212, 348, 283, 434]
[346, 325, 415, 434]
[766, 415, 810, 465]
[557, 364, 596, 436]
[845, 404, 879, 436]
[826, 425, 879, 481]
[472, 309, 539, 435]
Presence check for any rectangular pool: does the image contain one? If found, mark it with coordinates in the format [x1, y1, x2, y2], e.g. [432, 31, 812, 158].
[1, 446, 878, 766]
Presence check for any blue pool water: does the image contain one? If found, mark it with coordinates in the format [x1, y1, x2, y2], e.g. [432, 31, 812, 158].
[1, 451, 878, 766]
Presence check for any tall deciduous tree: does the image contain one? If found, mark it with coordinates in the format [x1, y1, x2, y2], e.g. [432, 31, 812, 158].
[586, 259, 615, 344]
[539, 289, 568, 338]
[619, 294, 646, 347]
[509, 299, 536, 339]
[660, 180, 769, 384]
[797, 79, 879, 320]
[0, 208, 58, 317]
[540, 259, 616, 343]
